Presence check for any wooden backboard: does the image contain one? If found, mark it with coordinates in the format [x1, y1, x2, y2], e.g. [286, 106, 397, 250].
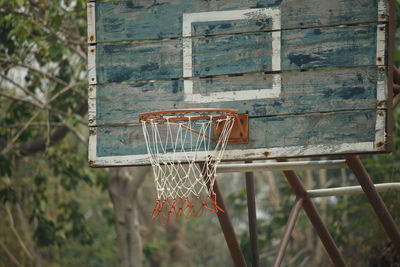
[87, 0, 393, 167]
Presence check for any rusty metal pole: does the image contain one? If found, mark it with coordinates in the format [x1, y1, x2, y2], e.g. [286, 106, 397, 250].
[346, 155, 400, 254]
[212, 180, 247, 267]
[245, 161, 259, 267]
[273, 197, 303, 267]
[200, 163, 247, 267]
[277, 159, 346, 267]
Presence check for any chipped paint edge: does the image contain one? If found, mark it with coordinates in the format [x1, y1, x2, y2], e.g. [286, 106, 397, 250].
[376, 24, 386, 65]
[89, 140, 381, 167]
[374, 110, 387, 150]
[376, 66, 387, 106]
[89, 108, 387, 166]
[378, 0, 389, 22]
[88, 85, 96, 126]
[87, 2, 96, 44]
[182, 8, 281, 103]
[88, 45, 97, 85]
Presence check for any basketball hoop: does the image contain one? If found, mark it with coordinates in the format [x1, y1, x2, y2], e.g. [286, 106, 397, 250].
[139, 108, 239, 225]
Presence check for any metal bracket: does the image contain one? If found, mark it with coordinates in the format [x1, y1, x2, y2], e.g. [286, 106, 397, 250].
[214, 113, 248, 144]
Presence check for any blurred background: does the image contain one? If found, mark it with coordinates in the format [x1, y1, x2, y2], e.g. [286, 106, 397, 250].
[0, 0, 400, 266]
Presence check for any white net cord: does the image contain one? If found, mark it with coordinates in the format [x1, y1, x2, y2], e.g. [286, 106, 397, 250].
[141, 114, 235, 225]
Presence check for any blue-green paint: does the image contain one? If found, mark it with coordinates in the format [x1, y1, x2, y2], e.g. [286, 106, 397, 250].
[94, 67, 379, 126]
[96, 110, 376, 157]
[95, 24, 377, 84]
[94, 0, 380, 43]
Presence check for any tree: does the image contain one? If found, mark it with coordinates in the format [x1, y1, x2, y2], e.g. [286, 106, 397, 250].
[0, 1, 148, 266]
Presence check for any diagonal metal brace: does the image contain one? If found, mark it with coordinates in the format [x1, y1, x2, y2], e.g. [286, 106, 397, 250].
[276, 158, 346, 267]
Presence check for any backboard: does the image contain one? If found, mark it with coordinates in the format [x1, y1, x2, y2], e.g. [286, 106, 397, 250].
[87, 0, 393, 167]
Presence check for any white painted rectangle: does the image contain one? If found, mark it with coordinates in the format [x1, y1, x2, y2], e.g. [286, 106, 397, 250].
[182, 8, 282, 103]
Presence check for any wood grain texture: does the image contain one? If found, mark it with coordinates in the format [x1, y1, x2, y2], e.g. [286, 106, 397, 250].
[94, 0, 383, 43]
[92, 67, 381, 126]
[93, 110, 378, 158]
[88, 0, 391, 165]
[95, 24, 378, 83]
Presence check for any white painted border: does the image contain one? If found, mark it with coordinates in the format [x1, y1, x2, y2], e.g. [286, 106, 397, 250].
[87, 2, 96, 44]
[376, 24, 386, 65]
[376, 66, 387, 105]
[88, 45, 97, 85]
[374, 110, 386, 150]
[89, 140, 379, 167]
[88, 85, 96, 126]
[378, 0, 388, 22]
[182, 8, 281, 103]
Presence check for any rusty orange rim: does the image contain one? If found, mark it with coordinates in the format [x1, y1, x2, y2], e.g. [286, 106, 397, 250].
[139, 108, 238, 123]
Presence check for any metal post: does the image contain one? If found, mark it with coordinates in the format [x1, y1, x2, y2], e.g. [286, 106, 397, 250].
[217, 160, 346, 173]
[307, 183, 400, 198]
[200, 163, 247, 267]
[245, 162, 259, 267]
[273, 197, 303, 267]
[277, 159, 346, 267]
[346, 155, 400, 254]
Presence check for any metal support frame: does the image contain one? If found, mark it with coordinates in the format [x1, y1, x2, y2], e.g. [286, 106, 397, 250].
[307, 182, 400, 198]
[200, 163, 247, 267]
[202, 153, 400, 266]
[245, 162, 260, 267]
[272, 197, 303, 267]
[346, 155, 400, 254]
[217, 159, 346, 173]
[277, 158, 347, 266]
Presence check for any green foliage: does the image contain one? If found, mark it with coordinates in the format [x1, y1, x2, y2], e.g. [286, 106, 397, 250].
[0, 186, 17, 204]
[0, 0, 115, 265]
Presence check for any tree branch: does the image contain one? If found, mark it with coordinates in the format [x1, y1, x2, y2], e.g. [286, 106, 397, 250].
[1, 109, 42, 155]
[0, 90, 86, 126]
[0, 8, 87, 61]
[0, 74, 44, 106]
[54, 113, 87, 146]
[0, 240, 22, 267]
[15, 101, 88, 156]
[0, 57, 68, 87]
[4, 203, 34, 259]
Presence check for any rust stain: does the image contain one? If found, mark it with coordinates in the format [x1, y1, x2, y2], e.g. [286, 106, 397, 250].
[379, 112, 384, 117]
[263, 151, 270, 157]
[89, 87, 93, 92]
[379, 67, 384, 72]
[376, 141, 385, 148]
[89, 119, 94, 124]
[377, 57, 382, 62]
[377, 102, 383, 108]
[90, 35, 94, 42]
[89, 129, 95, 135]
[379, 26, 385, 31]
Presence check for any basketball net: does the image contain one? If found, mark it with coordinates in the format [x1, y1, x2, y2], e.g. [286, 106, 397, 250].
[140, 110, 235, 225]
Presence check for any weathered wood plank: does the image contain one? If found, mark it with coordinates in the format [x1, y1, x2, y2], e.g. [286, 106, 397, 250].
[94, 0, 386, 43]
[90, 110, 382, 164]
[91, 67, 384, 126]
[95, 24, 379, 84]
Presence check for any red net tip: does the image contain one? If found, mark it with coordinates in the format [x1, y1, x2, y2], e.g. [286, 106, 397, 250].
[151, 194, 224, 225]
